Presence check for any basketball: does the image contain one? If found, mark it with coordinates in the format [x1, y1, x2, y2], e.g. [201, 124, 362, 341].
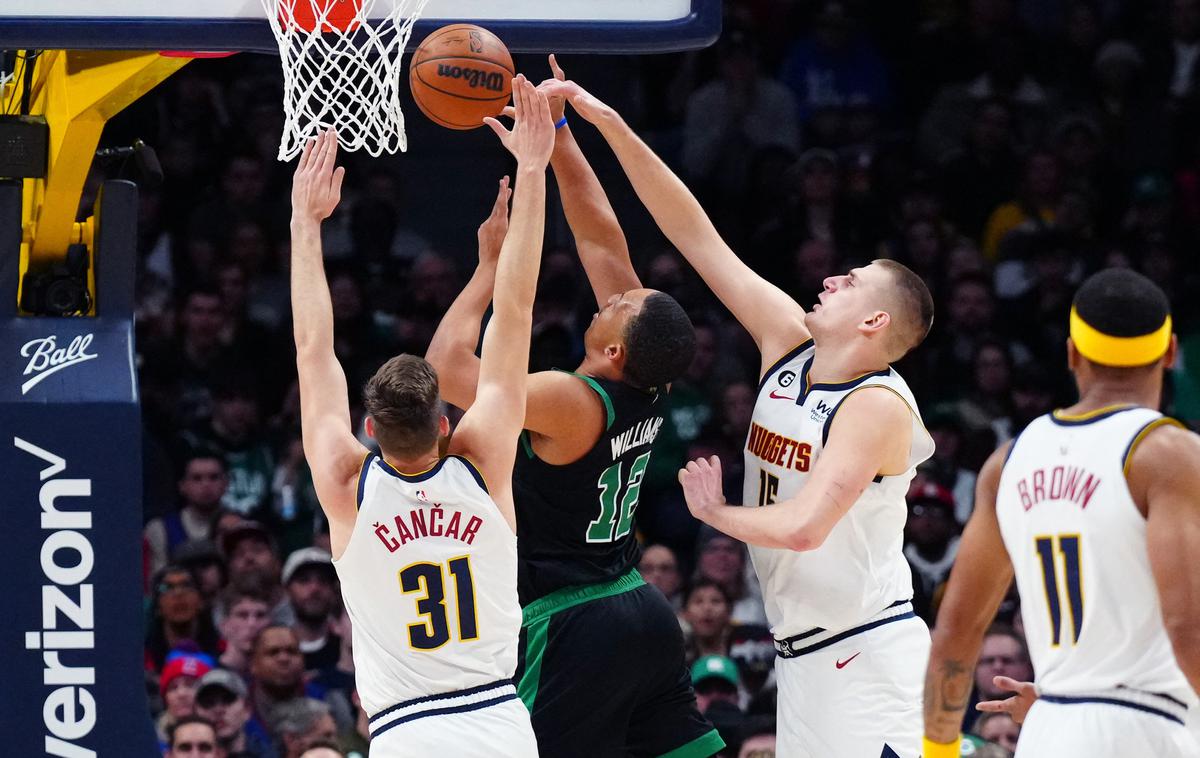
[409, 24, 515, 130]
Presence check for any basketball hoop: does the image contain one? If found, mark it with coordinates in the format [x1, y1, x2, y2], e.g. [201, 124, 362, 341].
[264, 0, 433, 160]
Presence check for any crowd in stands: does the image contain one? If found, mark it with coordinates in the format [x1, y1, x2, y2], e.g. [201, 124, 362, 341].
[117, 1, 1200, 755]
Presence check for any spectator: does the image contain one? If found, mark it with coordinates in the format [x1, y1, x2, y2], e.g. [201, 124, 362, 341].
[166, 715, 221, 758]
[938, 98, 1021, 238]
[217, 578, 273, 676]
[147, 565, 221, 672]
[281, 548, 341, 672]
[638, 544, 685, 610]
[683, 26, 800, 211]
[737, 715, 777, 758]
[694, 530, 767, 625]
[982, 150, 1061, 260]
[174, 540, 228, 607]
[221, 521, 290, 625]
[299, 744, 346, 758]
[276, 699, 338, 758]
[778, 1, 890, 135]
[142, 285, 236, 429]
[683, 579, 734, 662]
[728, 624, 775, 700]
[145, 451, 228, 575]
[903, 481, 961, 621]
[248, 625, 312, 735]
[181, 380, 275, 521]
[313, 606, 356, 704]
[195, 669, 273, 758]
[972, 625, 1034, 729]
[158, 651, 214, 745]
[691, 654, 742, 715]
[972, 711, 1021, 752]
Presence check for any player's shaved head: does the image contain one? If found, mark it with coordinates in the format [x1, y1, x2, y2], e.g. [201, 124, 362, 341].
[621, 292, 696, 389]
[875, 259, 934, 360]
[364, 354, 442, 458]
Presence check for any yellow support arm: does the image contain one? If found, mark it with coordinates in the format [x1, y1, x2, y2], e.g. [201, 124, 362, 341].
[9, 50, 189, 309]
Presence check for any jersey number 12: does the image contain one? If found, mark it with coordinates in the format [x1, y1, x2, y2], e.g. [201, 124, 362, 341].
[399, 556, 478, 650]
[1035, 534, 1083, 646]
[587, 452, 652, 543]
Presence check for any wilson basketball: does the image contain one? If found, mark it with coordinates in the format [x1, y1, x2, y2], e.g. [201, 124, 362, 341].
[409, 24, 514, 130]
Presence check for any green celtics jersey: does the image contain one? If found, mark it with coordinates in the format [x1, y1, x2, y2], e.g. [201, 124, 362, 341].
[514, 372, 667, 604]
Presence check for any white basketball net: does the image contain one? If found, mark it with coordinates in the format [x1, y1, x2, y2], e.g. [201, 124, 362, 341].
[265, 0, 433, 160]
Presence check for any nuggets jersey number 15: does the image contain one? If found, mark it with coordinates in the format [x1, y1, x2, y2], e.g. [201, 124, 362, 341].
[333, 454, 523, 719]
[997, 406, 1196, 718]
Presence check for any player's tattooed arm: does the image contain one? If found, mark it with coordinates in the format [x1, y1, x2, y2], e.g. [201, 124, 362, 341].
[922, 442, 1015, 743]
[923, 658, 973, 742]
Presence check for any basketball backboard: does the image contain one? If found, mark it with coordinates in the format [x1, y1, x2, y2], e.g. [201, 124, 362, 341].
[0, 0, 720, 53]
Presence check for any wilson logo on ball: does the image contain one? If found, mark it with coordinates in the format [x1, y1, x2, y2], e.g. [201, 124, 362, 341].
[435, 65, 506, 92]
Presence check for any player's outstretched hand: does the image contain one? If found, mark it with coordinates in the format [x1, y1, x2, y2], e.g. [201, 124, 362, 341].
[543, 54, 568, 122]
[477, 175, 511, 266]
[975, 676, 1038, 724]
[679, 455, 726, 522]
[484, 76, 554, 170]
[537, 79, 617, 126]
[291, 128, 345, 226]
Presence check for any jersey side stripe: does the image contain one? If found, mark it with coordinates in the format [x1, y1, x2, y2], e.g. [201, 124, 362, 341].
[1121, 417, 1185, 476]
[356, 452, 376, 510]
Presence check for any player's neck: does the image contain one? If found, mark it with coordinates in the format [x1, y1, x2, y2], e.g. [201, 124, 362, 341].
[1069, 378, 1161, 416]
[806, 338, 886, 385]
[576, 354, 620, 383]
[380, 448, 440, 475]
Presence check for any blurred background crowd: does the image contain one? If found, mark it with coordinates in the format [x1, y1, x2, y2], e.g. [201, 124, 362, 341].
[114, 1, 1200, 756]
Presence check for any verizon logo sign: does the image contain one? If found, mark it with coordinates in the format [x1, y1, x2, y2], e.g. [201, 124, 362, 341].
[21, 335, 98, 395]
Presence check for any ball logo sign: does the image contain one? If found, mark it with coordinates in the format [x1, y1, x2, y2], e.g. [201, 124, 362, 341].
[20, 334, 98, 395]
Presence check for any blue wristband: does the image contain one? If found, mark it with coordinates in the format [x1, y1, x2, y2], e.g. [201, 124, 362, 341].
[554, 116, 568, 129]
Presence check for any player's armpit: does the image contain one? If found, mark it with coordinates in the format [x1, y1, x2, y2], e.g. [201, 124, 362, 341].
[924, 442, 1015, 744]
[1129, 424, 1200, 694]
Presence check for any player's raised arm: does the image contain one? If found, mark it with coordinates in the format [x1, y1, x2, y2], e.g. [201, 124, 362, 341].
[540, 55, 640, 306]
[424, 175, 511, 411]
[289, 130, 369, 554]
[678, 386, 910, 550]
[1129, 424, 1200, 694]
[446, 77, 554, 527]
[920, 443, 1015, 757]
[541, 78, 809, 365]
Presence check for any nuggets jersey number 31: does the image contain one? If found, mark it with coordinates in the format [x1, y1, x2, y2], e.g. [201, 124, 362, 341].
[334, 454, 522, 720]
[997, 406, 1197, 720]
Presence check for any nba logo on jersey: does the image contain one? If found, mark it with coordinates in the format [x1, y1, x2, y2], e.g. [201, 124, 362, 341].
[416, 490, 429, 502]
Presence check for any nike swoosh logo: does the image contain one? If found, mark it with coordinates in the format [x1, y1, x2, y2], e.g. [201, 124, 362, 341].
[835, 652, 861, 669]
[769, 391, 794, 401]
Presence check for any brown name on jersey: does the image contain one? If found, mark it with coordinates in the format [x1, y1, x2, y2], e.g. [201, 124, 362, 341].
[373, 506, 483, 552]
[1015, 465, 1102, 511]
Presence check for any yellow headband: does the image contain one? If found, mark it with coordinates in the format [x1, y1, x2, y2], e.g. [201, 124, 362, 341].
[1069, 305, 1172, 367]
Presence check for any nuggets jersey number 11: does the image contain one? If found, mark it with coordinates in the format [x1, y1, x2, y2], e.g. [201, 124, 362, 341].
[333, 454, 522, 719]
[997, 406, 1196, 718]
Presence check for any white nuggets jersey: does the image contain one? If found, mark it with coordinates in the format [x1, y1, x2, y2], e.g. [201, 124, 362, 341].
[997, 406, 1197, 719]
[745, 341, 934, 639]
[333, 453, 523, 720]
